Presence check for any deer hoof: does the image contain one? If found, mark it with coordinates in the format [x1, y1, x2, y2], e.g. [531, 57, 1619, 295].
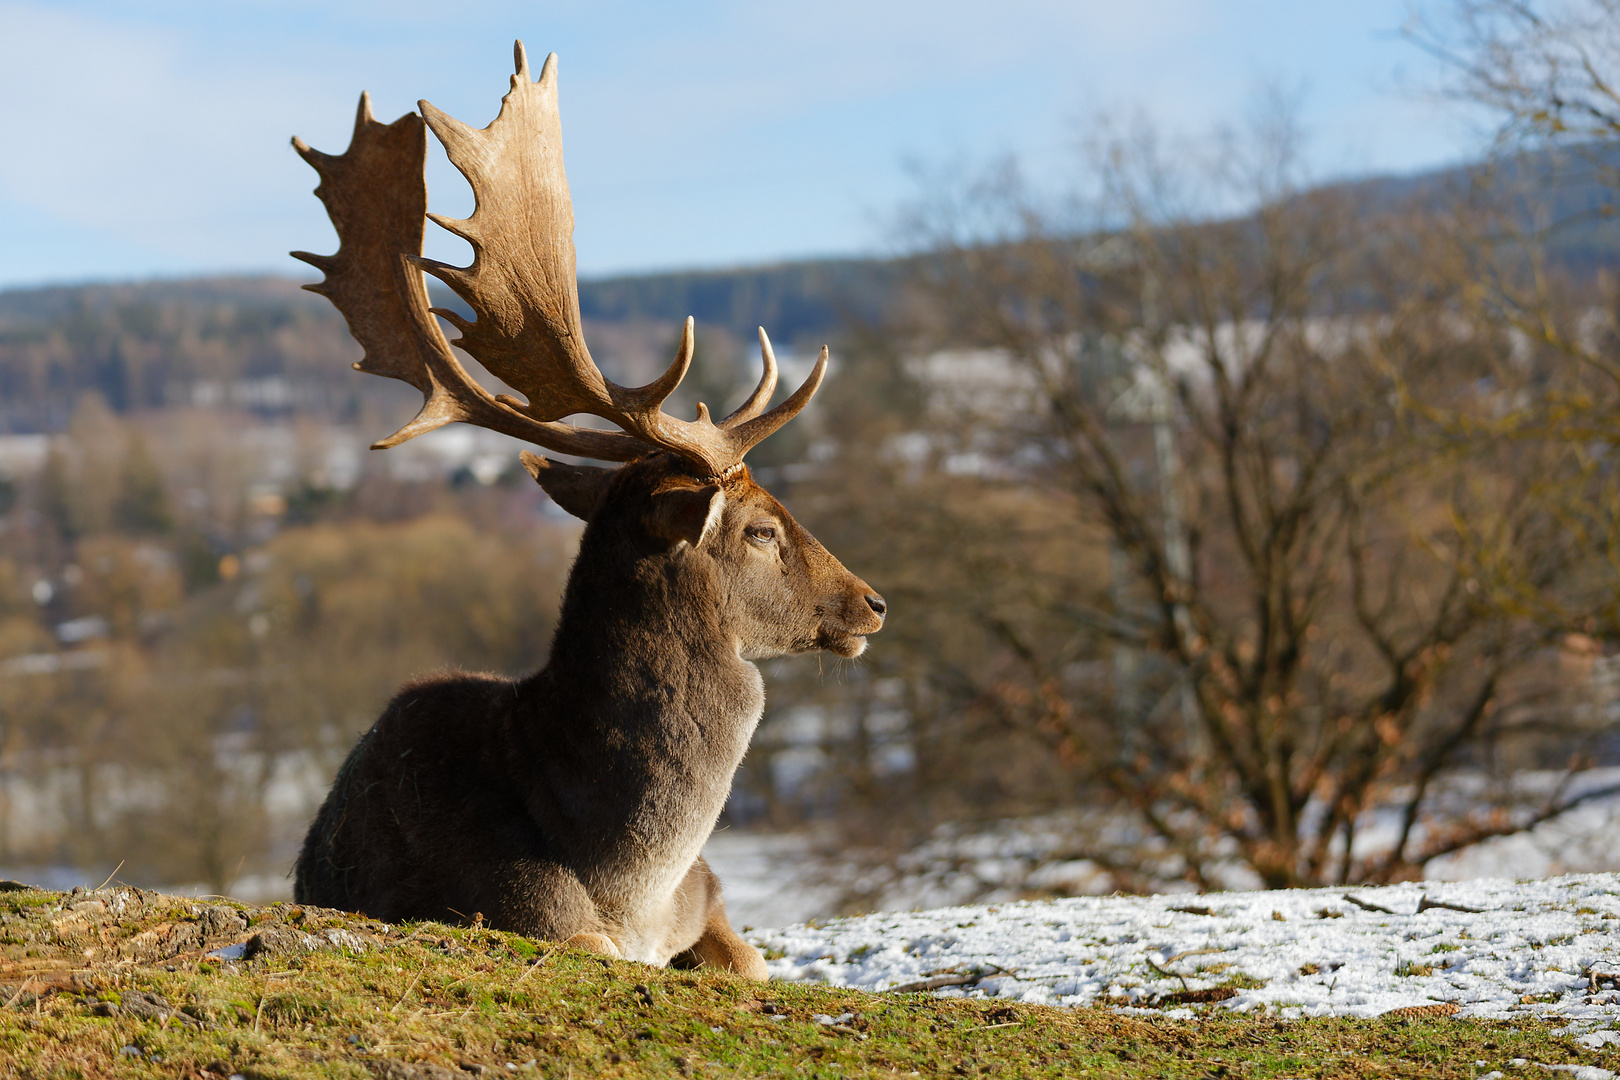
[564, 931, 621, 958]
[734, 944, 769, 982]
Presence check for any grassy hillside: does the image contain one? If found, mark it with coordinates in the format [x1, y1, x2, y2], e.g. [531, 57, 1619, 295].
[0, 883, 1607, 1079]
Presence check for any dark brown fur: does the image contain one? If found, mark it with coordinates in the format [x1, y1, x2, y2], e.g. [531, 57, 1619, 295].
[293, 453, 884, 976]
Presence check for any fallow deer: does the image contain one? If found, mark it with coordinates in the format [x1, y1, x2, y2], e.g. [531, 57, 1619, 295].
[287, 43, 884, 979]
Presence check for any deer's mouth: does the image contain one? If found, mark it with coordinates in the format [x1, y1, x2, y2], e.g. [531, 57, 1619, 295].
[824, 633, 868, 659]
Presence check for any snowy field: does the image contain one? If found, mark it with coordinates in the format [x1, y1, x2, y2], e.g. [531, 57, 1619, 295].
[750, 873, 1620, 1030]
[707, 776, 1620, 931]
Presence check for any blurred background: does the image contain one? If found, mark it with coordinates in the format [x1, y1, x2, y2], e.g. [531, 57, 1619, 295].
[2, 0, 1620, 926]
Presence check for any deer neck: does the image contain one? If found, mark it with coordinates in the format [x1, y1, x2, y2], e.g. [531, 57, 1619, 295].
[517, 533, 762, 908]
[545, 538, 761, 725]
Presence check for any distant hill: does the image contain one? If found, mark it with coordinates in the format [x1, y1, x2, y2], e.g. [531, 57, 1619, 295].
[576, 257, 903, 347]
[1310, 142, 1620, 271]
[0, 257, 903, 433]
[0, 147, 1612, 433]
[0, 276, 360, 433]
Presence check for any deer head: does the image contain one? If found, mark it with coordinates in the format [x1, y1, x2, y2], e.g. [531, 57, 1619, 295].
[290, 40, 884, 659]
[527, 451, 885, 659]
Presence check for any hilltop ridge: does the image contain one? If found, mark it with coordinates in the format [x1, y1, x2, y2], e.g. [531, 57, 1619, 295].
[0, 145, 1614, 435]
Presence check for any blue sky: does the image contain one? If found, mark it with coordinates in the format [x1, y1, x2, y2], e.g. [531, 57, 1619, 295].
[0, 1, 1485, 289]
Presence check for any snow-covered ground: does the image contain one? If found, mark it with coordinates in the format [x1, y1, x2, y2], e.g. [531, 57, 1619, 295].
[706, 785, 1620, 933]
[751, 874, 1620, 1026]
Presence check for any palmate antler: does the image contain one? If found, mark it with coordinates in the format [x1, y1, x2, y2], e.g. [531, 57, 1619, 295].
[292, 41, 826, 478]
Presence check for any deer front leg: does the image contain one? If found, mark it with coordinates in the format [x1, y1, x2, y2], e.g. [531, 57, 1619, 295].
[675, 909, 768, 981]
[668, 857, 768, 980]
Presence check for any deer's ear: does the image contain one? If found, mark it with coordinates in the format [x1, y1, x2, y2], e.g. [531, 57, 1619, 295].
[522, 452, 617, 520]
[645, 479, 725, 549]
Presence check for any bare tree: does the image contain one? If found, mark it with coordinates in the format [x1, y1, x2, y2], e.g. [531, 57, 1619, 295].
[1407, 1, 1620, 643]
[1411, 0, 1620, 143]
[786, 108, 1618, 896]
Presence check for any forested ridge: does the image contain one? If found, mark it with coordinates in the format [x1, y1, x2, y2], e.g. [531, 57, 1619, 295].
[1, 145, 1612, 434]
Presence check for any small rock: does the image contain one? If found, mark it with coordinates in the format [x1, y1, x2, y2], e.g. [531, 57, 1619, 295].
[200, 905, 248, 942]
[812, 1011, 856, 1025]
[120, 989, 194, 1025]
[245, 927, 319, 960]
[321, 927, 370, 952]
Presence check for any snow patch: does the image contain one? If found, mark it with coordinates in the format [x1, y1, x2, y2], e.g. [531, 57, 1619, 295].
[752, 873, 1620, 1022]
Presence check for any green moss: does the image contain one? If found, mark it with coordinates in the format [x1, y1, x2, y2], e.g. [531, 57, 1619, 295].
[4, 891, 58, 911]
[0, 889, 1609, 1077]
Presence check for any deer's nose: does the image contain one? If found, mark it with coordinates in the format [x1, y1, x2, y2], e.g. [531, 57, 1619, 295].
[865, 592, 887, 618]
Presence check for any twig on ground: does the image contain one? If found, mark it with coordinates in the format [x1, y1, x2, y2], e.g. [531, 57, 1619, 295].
[95, 862, 125, 892]
[887, 966, 1006, 994]
[391, 967, 424, 1013]
[1417, 895, 1485, 914]
[1164, 948, 1226, 965]
[515, 949, 557, 986]
[2, 980, 30, 1010]
[1144, 955, 1191, 991]
[1344, 895, 1399, 915]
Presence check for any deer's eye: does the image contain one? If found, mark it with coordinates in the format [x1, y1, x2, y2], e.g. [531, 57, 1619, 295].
[746, 524, 778, 544]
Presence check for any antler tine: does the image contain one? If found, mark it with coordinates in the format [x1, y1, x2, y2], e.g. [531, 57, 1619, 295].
[355, 89, 377, 131]
[724, 346, 829, 457]
[617, 316, 697, 417]
[717, 326, 781, 428]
